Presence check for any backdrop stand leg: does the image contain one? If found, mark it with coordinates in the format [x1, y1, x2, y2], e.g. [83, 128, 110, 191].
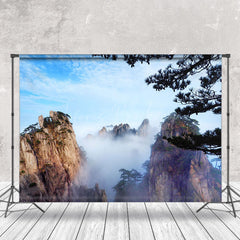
[197, 185, 239, 218]
[0, 54, 45, 218]
[196, 202, 209, 213]
[4, 187, 13, 217]
[32, 203, 45, 213]
[225, 186, 236, 217]
[196, 54, 240, 218]
[1, 185, 45, 217]
[14, 187, 45, 213]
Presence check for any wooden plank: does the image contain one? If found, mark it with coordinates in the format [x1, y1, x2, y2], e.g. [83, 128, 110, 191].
[205, 202, 240, 238]
[0, 183, 14, 205]
[1, 203, 50, 240]
[0, 181, 239, 240]
[127, 202, 155, 240]
[104, 203, 129, 240]
[145, 202, 184, 240]
[187, 202, 239, 240]
[223, 201, 240, 218]
[0, 182, 20, 215]
[76, 202, 108, 240]
[48, 202, 88, 240]
[167, 202, 212, 240]
[0, 182, 27, 234]
[0, 182, 10, 192]
[236, 182, 240, 188]
[221, 182, 240, 217]
[230, 182, 240, 193]
[0, 182, 11, 217]
[222, 187, 240, 212]
[0, 203, 33, 237]
[221, 183, 240, 201]
[231, 182, 240, 189]
[24, 202, 69, 240]
[0, 183, 26, 219]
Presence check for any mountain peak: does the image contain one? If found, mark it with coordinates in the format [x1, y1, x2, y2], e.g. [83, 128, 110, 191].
[137, 119, 149, 137]
[161, 113, 199, 138]
[20, 111, 107, 202]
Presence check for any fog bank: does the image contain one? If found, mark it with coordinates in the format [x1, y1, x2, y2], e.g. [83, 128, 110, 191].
[78, 126, 157, 201]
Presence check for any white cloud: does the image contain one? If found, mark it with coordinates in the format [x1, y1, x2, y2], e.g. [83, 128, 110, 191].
[20, 56, 221, 135]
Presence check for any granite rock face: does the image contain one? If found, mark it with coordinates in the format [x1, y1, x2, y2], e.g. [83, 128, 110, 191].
[112, 123, 132, 137]
[161, 113, 199, 138]
[149, 114, 221, 202]
[20, 111, 107, 202]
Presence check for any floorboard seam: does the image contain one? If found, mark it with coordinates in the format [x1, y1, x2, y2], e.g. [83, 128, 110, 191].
[0, 203, 33, 237]
[207, 205, 240, 240]
[165, 203, 186, 240]
[22, 203, 52, 240]
[1, 182, 240, 240]
[126, 202, 131, 240]
[222, 190, 240, 218]
[231, 184, 240, 193]
[185, 203, 214, 240]
[222, 203, 240, 219]
[102, 202, 109, 240]
[0, 202, 16, 218]
[0, 188, 18, 217]
[0, 184, 11, 193]
[144, 202, 156, 240]
[47, 202, 70, 240]
[75, 202, 90, 240]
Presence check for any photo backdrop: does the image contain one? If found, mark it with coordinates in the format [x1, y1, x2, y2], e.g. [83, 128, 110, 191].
[19, 54, 222, 202]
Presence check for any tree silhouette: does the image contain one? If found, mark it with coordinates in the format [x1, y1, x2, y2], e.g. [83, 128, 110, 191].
[97, 54, 222, 157]
[164, 128, 221, 156]
[160, 112, 221, 157]
[145, 55, 221, 116]
[113, 168, 142, 201]
[21, 123, 39, 136]
[97, 54, 221, 116]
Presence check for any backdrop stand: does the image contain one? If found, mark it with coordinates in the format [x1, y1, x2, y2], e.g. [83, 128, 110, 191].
[197, 54, 240, 218]
[0, 54, 44, 218]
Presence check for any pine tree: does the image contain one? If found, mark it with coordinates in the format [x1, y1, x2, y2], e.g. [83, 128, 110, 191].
[97, 54, 222, 157]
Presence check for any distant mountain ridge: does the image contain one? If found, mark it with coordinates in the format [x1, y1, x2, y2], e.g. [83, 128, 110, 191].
[97, 118, 150, 138]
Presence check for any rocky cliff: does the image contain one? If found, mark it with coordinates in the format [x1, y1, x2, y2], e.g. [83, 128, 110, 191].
[97, 119, 149, 138]
[20, 111, 107, 202]
[161, 113, 200, 138]
[149, 114, 221, 202]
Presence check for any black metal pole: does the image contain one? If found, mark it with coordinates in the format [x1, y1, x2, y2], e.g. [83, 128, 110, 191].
[196, 54, 240, 218]
[227, 56, 230, 194]
[227, 57, 230, 186]
[1, 54, 48, 216]
[11, 55, 14, 203]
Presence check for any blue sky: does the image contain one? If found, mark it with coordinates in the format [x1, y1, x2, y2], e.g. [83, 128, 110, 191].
[20, 55, 222, 139]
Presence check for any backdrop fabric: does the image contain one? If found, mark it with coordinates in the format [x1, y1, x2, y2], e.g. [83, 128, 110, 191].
[19, 54, 222, 202]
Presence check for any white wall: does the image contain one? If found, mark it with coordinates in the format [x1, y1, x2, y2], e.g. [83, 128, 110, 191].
[0, 0, 240, 181]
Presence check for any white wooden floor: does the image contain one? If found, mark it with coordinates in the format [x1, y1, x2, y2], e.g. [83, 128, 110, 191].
[0, 182, 240, 240]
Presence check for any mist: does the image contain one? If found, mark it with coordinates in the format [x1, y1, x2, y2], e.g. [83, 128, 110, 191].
[77, 125, 158, 201]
